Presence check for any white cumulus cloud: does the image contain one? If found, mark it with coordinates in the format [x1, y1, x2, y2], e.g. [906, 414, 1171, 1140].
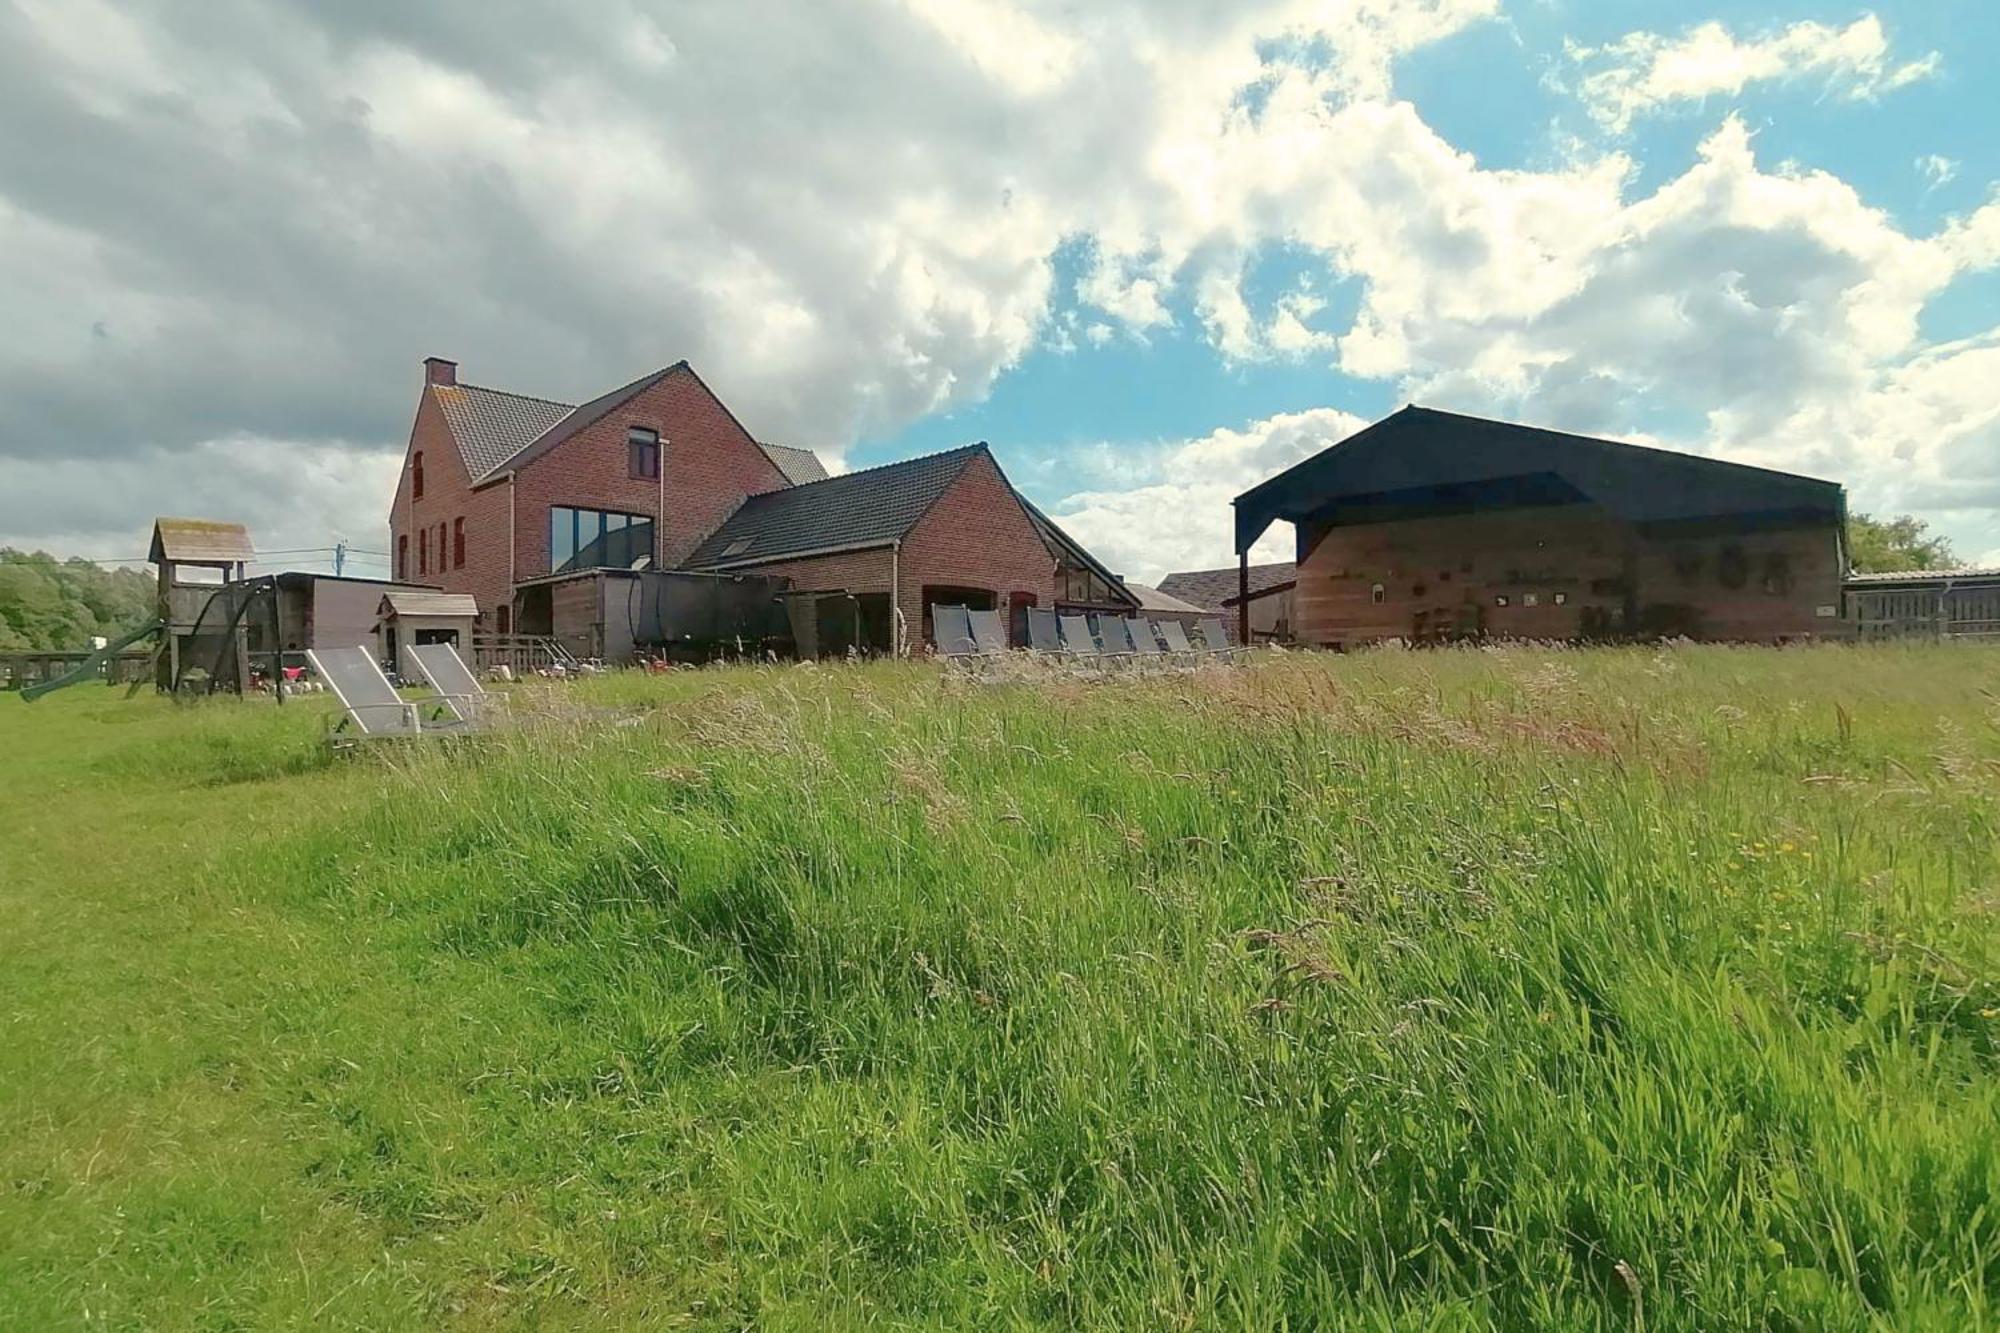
[1566, 14, 1939, 134]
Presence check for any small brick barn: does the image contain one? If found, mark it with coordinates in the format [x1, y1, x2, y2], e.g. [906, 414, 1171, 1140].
[387, 357, 1133, 659]
[1232, 407, 1850, 647]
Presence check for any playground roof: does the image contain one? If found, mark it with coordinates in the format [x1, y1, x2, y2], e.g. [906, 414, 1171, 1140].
[149, 518, 254, 565]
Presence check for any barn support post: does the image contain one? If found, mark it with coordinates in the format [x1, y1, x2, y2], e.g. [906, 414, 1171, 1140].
[1237, 549, 1250, 647]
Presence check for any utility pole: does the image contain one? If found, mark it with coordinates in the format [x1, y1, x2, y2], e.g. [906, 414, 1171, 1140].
[333, 540, 347, 577]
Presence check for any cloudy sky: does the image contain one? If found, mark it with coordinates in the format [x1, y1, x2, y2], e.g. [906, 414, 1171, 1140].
[3, 0, 1996, 582]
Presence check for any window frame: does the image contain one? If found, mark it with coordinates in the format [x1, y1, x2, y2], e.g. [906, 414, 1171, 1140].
[549, 504, 656, 574]
[452, 517, 466, 569]
[412, 451, 424, 499]
[628, 427, 660, 481]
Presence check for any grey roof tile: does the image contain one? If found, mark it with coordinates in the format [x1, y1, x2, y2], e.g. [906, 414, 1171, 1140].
[758, 442, 829, 485]
[432, 383, 575, 479]
[683, 445, 987, 567]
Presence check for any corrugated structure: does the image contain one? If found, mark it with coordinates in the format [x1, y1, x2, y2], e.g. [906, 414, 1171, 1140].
[1234, 407, 1849, 647]
[1845, 568, 2000, 641]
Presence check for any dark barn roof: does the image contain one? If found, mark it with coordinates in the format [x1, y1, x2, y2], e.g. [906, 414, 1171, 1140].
[1233, 406, 1846, 553]
[684, 444, 988, 568]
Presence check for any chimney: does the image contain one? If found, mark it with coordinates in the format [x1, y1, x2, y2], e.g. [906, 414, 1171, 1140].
[424, 356, 458, 387]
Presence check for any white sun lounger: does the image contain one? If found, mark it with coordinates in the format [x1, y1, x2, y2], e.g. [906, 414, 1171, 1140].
[307, 646, 423, 740]
[408, 641, 503, 726]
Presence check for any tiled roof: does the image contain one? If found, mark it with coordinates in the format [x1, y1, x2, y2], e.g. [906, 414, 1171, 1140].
[432, 383, 575, 479]
[1157, 562, 1296, 610]
[684, 445, 988, 568]
[479, 364, 683, 479]
[759, 442, 829, 485]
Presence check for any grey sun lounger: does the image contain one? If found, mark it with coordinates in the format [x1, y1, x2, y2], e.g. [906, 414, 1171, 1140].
[932, 604, 979, 658]
[1095, 615, 1137, 662]
[409, 642, 503, 725]
[1026, 607, 1062, 654]
[967, 608, 1010, 655]
[1195, 617, 1246, 663]
[1157, 618, 1208, 663]
[1127, 618, 1168, 661]
[1058, 614, 1102, 662]
[307, 645, 424, 740]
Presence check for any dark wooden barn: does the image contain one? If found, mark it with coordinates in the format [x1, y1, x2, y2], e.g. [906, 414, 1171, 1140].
[1232, 407, 1849, 647]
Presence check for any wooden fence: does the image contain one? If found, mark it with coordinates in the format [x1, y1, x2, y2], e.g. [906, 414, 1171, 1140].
[1850, 583, 2000, 641]
[2, 650, 154, 692]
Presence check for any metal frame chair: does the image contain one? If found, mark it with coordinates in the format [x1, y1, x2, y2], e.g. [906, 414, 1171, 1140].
[408, 642, 504, 726]
[307, 646, 426, 742]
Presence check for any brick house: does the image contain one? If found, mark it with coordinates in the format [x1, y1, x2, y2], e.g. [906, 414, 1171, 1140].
[387, 357, 1133, 657]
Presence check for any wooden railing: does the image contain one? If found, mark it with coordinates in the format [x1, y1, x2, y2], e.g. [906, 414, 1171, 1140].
[470, 634, 580, 673]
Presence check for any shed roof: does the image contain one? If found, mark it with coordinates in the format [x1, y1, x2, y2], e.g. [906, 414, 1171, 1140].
[1158, 562, 1296, 610]
[378, 590, 480, 618]
[1125, 582, 1208, 615]
[149, 518, 254, 565]
[1233, 406, 1845, 552]
[684, 444, 988, 568]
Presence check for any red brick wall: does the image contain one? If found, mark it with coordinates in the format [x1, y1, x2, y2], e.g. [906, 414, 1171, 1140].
[512, 369, 791, 580]
[386, 390, 515, 622]
[388, 367, 793, 626]
[897, 452, 1057, 645]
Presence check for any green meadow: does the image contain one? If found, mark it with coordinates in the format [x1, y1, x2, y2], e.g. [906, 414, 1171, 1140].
[2, 645, 1995, 1329]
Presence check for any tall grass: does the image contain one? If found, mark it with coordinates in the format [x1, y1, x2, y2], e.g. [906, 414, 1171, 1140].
[2, 644, 1996, 1328]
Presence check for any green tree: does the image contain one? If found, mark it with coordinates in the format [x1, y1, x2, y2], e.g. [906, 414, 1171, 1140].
[0, 550, 154, 651]
[1846, 513, 1958, 574]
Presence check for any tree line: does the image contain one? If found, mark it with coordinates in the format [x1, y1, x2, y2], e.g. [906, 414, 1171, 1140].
[0, 551, 154, 652]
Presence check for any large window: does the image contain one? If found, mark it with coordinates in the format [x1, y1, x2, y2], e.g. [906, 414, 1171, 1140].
[550, 505, 655, 574]
[628, 427, 660, 480]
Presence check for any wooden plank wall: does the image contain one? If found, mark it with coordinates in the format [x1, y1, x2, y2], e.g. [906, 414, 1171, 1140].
[1294, 502, 1844, 646]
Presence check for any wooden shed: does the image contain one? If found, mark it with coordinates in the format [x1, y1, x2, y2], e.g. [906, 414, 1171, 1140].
[376, 590, 480, 678]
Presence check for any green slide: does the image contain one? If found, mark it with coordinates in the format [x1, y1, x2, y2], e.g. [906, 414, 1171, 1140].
[20, 619, 163, 702]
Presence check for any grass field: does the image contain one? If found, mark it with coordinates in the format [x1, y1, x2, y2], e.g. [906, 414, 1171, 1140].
[2, 645, 1996, 1329]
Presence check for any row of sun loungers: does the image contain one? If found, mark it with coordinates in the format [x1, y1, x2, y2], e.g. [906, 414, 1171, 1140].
[932, 606, 1246, 669]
